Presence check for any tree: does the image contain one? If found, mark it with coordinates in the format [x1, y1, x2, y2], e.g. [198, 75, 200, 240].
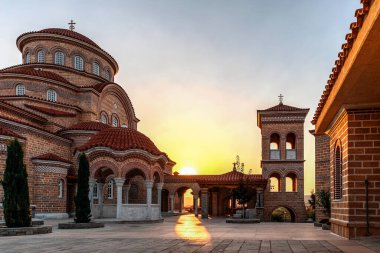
[231, 182, 255, 218]
[75, 153, 91, 223]
[315, 190, 331, 218]
[2, 139, 31, 227]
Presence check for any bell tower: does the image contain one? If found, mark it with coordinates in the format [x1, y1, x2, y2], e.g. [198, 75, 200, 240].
[257, 97, 309, 222]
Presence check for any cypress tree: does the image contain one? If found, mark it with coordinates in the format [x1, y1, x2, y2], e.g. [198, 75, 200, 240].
[2, 139, 31, 227]
[75, 153, 91, 223]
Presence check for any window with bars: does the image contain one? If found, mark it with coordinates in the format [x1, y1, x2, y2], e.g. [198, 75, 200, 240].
[112, 115, 119, 127]
[101, 113, 108, 124]
[37, 50, 45, 63]
[74, 55, 84, 71]
[92, 62, 100, 75]
[25, 53, 31, 64]
[47, 89, 57, 102]
[16, 85, 25, 96]
[107, 180, 113, 199]
[334, 145, 343, 200]
[55, 51, 64, 65]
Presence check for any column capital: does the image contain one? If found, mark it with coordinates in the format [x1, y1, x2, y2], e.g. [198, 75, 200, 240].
[193, 194, 198, 199]
[145, 180, 154, 188]
[114, 178, 125, 187]
[156, 182, 164, 190]
[89, 178, 96, 187]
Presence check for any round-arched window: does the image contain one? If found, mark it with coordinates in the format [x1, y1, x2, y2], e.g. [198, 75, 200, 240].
[100, 112, 108, 124]
[105, 69, 110, 81]
[111, 115, 119, 127]
[107, 180, 114, 199]
[92, 62, 100, 75]
[334, 145, 343, 200]
[25, 53, 31, 64]
[16, 84, 25, 96]
[74, 55, 84, 71]
[37, 50, 45, 63]
[47, 89, 57, 102]
[55, 51, 64, 65]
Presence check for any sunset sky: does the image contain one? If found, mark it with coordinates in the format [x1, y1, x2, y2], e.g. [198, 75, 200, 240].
[0, 0, 361, 194]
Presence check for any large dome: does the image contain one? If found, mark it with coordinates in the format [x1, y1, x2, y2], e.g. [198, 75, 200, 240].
[39, 28, 100, 49]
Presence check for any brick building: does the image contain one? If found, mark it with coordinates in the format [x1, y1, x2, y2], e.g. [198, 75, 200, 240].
[312, 0, 380, 239]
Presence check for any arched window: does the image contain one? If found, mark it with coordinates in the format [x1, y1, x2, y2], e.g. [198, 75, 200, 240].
[93, 183, 98, 199]
[25, 53, 31, 64]
[270, 133, 280, 160]
[107, 180, 114, 199]
[58, 179, 64, 198]
[100, 112, 108, 124]
[285, 173, 298, 192]
[74, 55, 84, 71]
[334, 145, 343, 200]
[54, 51, 64, 65]
[105, 69, 110, 81]
[111, 115, 119, 127]
[92, 62, 100, 75]
[47, 89, 57, 102]
[16, 84, 25, 96]
[269, 173, 281, 192]
[286, 133, 296, 160]
[37, 50, 45, 63]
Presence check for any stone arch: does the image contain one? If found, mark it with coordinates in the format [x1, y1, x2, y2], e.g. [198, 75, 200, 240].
[121, 159, 151, 181]
[285, 172, 298, 192]
[268, 171, 282, 192]
[90, 159, 118, 179]
[270, 205, 297, 222]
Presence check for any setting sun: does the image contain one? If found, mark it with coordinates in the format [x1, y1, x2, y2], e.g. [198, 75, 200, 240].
[178, 167, 198, 175]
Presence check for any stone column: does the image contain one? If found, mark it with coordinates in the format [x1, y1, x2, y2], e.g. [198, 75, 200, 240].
[169, 194, 175, 212]
[97, 183, 104, 218]
[281, 176, 286, 192]
[179, 193, 184, 213]
[125, 184, 131, 204]
[145, 180, 154, 220]
[114, 178, 125, 219]
[88, 179, 96, 214]
[200, 188, 209, 219]
[193, 194, 198, 216]
[255, 188, 264, 221]
[157, 183, 164, 218]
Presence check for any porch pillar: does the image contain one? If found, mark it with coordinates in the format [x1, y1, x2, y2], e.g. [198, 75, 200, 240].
[193, 194, 198, 216]
[157, 183, 164, 218]
[145, 180, 154, 219]
[200, 188, 209, 219]
[180, 193, 184, 213]
[114, 178, 125, 219]
[169, 194, 175, 212]
[125, 184, 131, 204]
[255, 188, 264, 221]
[88, 178, 96, 214]
[97, 183, 104, 217]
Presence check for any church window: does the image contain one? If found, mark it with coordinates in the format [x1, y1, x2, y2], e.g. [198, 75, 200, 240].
[74, 55, 84, 71]
[107, 180, 114, 199]
[92, 62, 100, 75]
[55, 51, 64, 65]
[334, 144, 343, 200]
[111, 115, 119, 127]
[25, 53, 31, 64]
[269, 133, 280, 160]
[105, 69, 110, 81]
[16, 85, 25, 96]
[101, 112, 108, 124]
[58, 179, 64, 198]
[286, 133, 296, 160]
[37, 50, 45, 63]
[47, 89, 57, 102]
[93, 183, 98, 199]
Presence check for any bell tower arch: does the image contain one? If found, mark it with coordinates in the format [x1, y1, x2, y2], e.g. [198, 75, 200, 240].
[257, 97, 309, 222]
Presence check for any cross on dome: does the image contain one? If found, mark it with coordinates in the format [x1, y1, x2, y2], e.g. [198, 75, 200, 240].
[278, 94, 284, 104]
[68, 19, 76, 31]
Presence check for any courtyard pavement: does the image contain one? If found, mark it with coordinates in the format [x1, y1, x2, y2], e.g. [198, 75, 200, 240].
[0, 214, 379, 253]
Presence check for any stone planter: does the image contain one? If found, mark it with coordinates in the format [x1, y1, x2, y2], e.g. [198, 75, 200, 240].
[58, 222, 104, 229]
[0, 225, 52, 236]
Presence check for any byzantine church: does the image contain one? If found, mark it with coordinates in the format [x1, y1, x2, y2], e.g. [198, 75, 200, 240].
[0, 24, 308, 222]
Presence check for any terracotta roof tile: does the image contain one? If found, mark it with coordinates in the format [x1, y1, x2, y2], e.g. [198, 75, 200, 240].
[0, 66, 71, 85]
[32, 153, 71, 164]
[260, 103, 308, 112]
[39, 28, 100, 49]
[25, 104, 77, 117]
[313, 0, 372, 124]
[58, 121, 111, 133]
[0, 125, 24, 139]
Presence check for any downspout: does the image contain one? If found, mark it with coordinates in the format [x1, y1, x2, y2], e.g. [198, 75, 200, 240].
[365, 177, 370, 236]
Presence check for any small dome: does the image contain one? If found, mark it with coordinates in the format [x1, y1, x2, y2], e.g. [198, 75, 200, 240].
[39, 28, 100, 49]
[77, 127, 164, 156]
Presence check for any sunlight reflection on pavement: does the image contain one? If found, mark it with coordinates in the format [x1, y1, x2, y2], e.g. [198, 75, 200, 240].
[175, 215, 210, 240]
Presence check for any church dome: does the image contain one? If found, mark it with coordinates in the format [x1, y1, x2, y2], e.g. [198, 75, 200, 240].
[58, 121, 111, 133]
[39, 28, 100, 49]
[77, 128, 165, 156]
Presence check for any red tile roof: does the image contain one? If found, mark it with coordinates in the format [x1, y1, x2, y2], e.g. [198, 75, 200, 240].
[260, 103, 308, 112]
[0, 66, 71, 85]
[77, 127, 165, 157]
[39, 28, 100, 49]
[59, 121, 111, 133]
[25, 104, 77, 117]
[0, 125, 24, 139]
[312, 0, 372, 125]
[32, 153, 71, 164]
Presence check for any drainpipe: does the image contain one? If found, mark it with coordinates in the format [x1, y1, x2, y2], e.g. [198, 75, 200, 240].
[365, 177, 370, 236]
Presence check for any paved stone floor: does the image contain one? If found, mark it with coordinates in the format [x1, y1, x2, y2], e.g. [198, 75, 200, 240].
[0, 215, 379, 253]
